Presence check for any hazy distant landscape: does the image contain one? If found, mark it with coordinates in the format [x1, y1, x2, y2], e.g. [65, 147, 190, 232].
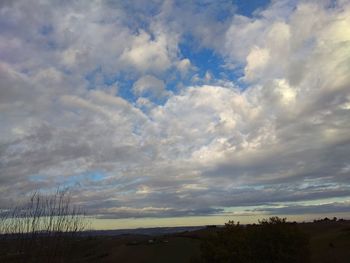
[1, 217, 350, 262]
[1, 0, 350, 262]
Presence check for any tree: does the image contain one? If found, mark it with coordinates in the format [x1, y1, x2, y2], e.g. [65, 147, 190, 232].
[200, 221, 251, 263]
[250, 217, 309, 263]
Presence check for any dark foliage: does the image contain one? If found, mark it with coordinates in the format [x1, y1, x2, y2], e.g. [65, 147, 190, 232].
[199, 217, 310, 263]
[0, 189, 89, 263]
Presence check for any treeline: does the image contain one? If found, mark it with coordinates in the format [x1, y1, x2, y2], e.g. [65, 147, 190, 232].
[313, 217, 346, 223]
[195, 217, 310, 263]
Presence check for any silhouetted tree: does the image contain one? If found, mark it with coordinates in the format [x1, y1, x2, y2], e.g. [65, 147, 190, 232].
[250, 217, 309, 263]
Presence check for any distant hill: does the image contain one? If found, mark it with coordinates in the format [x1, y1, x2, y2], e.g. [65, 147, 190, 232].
[83, 226, 207, 237]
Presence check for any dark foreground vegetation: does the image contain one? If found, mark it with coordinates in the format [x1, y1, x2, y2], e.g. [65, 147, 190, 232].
[0, 189, 88, 262]
[1, 192, 349, 262]
[197, 217, 309, 263]
[1, 218, 349, 262]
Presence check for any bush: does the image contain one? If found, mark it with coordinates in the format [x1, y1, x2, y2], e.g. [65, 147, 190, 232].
[200, 217, 309, 263]
[0, 188, 89, 262]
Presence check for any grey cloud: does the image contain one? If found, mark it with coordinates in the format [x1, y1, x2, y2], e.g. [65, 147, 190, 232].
[96, 207, 223, 219]
[132, 75, 169, 99]
[253, 202, 350, 215]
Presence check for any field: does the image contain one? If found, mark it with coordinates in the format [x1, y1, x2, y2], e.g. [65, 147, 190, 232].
[300, 220, 350, 263]
[1, 220, 349, 262]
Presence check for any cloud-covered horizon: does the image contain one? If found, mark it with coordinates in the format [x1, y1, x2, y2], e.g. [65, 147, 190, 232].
[1, 0, 350, 220]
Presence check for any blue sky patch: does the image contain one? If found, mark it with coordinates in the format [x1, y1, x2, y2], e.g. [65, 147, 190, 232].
[233, 0, 271, 16]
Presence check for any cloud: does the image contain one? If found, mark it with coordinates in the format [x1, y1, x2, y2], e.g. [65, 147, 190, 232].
[244, 46, 270, 82]
[120, 30, 178, 74]
[133, 75, 169, 99]
[0, 0, 350, 219]
[176, 58, 192, 75]
[96, 206, 223, 219]
[253, 201, 350, 215]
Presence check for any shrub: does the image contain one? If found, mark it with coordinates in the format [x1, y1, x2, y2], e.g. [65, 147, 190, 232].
[0, 188, 89, 262]
[199, 217, 309, 263]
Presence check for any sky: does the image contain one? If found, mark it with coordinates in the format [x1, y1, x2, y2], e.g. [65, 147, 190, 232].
[1, 0, 350, 229]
